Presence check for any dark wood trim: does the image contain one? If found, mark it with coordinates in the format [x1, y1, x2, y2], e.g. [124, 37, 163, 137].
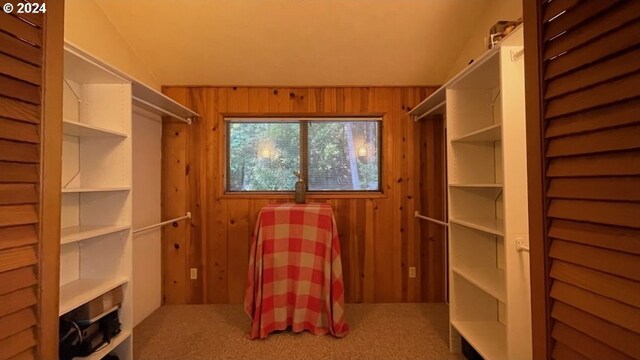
[220, 192, 387, 200]
[38, 0, 64, 358]
[221, 112, 385, 119]
[524, 1, 551, 359]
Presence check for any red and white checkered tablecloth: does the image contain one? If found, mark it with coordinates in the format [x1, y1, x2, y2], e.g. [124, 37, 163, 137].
[244, 203, 349, 340]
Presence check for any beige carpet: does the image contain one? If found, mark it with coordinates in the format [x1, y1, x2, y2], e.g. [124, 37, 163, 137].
[133, 303, 463, 360]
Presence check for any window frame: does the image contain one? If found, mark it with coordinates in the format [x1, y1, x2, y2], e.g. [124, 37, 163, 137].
[223, 115, 384, 196]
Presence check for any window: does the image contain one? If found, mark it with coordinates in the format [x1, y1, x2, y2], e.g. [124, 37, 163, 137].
[226, 118, 381, 192]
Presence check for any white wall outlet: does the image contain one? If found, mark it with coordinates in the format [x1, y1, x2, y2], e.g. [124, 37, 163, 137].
[409, 267, 416, 279]
[190, 268, 198, 280]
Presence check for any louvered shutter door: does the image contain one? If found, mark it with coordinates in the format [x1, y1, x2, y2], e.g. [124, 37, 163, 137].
[538, 1, 640, 359]
[0, 2, 60, 359]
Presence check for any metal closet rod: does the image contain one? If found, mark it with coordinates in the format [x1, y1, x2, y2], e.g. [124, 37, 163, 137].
[133, 96, 193, 124]
[133, 212, 192, 234]
[414, 100, 446, 122]
[414, 211, 448, 227]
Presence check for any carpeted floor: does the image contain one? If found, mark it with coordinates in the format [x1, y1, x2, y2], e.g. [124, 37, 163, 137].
[133, 303, 463, 360]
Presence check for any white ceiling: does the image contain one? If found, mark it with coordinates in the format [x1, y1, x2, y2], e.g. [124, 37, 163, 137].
[95, 0, 490, 86]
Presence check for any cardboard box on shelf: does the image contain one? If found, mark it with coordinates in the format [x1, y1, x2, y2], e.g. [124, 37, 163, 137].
[67, 285, 124, 321]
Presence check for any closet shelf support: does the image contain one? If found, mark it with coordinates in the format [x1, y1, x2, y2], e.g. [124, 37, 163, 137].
[133, 212, 192, 234]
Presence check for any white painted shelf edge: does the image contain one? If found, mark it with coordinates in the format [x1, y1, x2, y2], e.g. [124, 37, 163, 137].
[63, 119, 128, 138]
[449, 183, 503, 188]
[72, 329, 132, 360]
[59, 277, 129, 316]
[451, 320, 507, 360]
[61, 225, 131, 245]
[410, 24, 523, 118]
[452, 265, 506, 302]
[409, 85, 445, 116]
[451, 123, 502, 143]
[62, 187, 131, 193]
[449, 218, 504, 236]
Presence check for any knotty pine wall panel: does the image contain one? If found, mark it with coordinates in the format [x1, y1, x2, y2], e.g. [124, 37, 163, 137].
[161, 86, 445, 304]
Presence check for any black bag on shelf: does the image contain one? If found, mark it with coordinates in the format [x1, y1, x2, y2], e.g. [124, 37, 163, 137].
[59, 308, 122, 360]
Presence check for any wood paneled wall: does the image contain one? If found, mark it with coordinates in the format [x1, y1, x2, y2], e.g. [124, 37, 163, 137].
[161, 86, 446, 304]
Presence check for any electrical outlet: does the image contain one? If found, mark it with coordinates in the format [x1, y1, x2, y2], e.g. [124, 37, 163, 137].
[409, 267, 416, 279]
[190, 268, 198, 280]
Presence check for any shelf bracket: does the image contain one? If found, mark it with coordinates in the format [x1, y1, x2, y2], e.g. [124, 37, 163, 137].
[510, 48, 524, 62]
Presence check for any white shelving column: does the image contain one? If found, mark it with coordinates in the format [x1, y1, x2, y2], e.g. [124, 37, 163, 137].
[410, 27, 530, 360]
[60, 48, 134, 360]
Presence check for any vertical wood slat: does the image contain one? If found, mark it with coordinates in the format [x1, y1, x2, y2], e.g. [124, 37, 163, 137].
[38, 1, 64, 357]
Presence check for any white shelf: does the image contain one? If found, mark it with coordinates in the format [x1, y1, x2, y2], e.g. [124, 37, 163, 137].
[62, 187, 131, 193]
[63, 119, 128, 138]
[59, 277, 128, 316]
[451, 124, 502, 143]
[73, 329, 131, 360]
[61, 225, 131, 245]
[64, 48, 128, 84]
[449, 183, 503, 188]
[449, 218, 504, 236]
[132, 82, 199, 122]
[451, 320, 507, 360]
[452, 265, 506, 302]
[409, 85, 446, 117]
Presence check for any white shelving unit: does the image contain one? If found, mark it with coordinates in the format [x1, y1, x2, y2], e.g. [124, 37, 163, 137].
[410, 27, 531, 360]
[60, 46, 134, 360]
[59, 42, 200, 360]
